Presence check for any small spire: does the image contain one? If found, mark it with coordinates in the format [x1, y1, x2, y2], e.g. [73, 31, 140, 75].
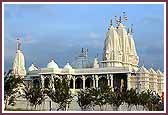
[131, 24, 133, 33]
[110, 19, 112, 26]
[82, 48, 84, 53]
[123, 12, 128, 21]
[127, 28, 131, 34]
[142, 60, 145, 67]
[96, 53, 99, 58]
[108, 19, 112, 30]
[119, 16, 122, 23]
[16, 38, 21, 50]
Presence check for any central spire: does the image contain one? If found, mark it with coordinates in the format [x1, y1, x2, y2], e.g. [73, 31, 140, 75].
[16, 38, 21, 51]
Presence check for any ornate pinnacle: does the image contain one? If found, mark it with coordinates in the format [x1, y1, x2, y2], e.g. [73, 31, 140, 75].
[142, 60, 145, 67]
[16, 38, 21, 50]
[131, 24, 133, 33]
[110, 19, 112, 26]
[119, 16, 122, 23]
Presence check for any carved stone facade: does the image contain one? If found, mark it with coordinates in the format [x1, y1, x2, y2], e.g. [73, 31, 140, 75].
[11, 19, 164, 96]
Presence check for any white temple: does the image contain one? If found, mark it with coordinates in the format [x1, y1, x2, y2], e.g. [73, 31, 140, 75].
[11, 16, 164, 96]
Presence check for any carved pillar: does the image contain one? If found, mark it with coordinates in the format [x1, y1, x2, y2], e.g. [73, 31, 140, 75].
[82, 75, 85, 89]
[51, 75, 55, 91]
[127, 73, 131, 90]
[95, 75, 99, 88]
[73, 76, 75, 90]
[110, 74, 114, 91]
[92, 75, 95, 88]
[107, 74, 110, 86]
[68, 75, 72, 86]
[41, 75, 44, 89]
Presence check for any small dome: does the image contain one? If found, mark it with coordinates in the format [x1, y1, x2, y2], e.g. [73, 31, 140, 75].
[137, 65, 149, 73]
[149, 68, 157, 75]
[47, 60, 59, 69]
[28, 63, 38, 71]
[64, 63, 73, 70]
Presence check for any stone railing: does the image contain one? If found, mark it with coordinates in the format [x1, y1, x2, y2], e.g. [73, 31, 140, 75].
[27, 67, 130, 75]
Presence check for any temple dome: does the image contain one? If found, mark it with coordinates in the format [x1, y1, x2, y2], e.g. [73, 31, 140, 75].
[64, 63, 73, 70]
[137, 65, 149, 73]
[103, 24, 121, 61]
[47, 60, 59, 69]
[28, 63, 38, 71]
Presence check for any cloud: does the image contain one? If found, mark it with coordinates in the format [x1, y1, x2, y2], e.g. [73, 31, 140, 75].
[89, 32, 100, 39]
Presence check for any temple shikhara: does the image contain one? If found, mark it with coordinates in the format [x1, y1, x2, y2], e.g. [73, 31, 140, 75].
[11, 15, 164, 97]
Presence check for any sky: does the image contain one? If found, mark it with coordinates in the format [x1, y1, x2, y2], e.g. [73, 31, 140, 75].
[4, 3, 164, 72]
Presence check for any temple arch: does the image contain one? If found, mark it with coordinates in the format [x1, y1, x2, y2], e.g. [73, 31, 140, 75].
[70, 79, 73, 88]
[33, 78, 40, 88]
[75, 77, 83, 89]
[85, 77, 93, 88]
[98, 76, 108, 88]
[44, 77, 50, 88]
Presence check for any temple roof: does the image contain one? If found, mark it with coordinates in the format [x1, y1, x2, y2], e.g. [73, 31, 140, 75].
[47, 59, 59, 69]
[156, 69, 164, 76]
[149, 68, 157, 75]
[28, 63, 38, 71]
[137, 65, 149, 73]
[64, 63, 73, 70]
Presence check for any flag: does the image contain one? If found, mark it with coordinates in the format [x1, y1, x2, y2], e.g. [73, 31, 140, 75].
[124, 15, 128, 20]
[123, 12, 128, 21]
[115, 16, 120, 24]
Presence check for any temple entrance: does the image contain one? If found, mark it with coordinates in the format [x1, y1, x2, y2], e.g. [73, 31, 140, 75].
[70, 79, 73, 88]
[44, 77, 50, 88]
[75, 77, 83, 89]
[113, 73, 127, 92]
[85, 77, 93, 88]
[33, 78, 40, 88]
[98, 76, 108, 88]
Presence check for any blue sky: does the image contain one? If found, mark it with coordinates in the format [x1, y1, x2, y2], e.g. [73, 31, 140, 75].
[4, 3, 164, 72]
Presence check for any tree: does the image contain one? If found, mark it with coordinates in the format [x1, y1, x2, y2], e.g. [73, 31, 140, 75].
[22, 86, 46, 110]
[124, 88, 138, 111]
[138, 90, 151, 110]
[47, 78, 73, 111]
[77, 88, 95, 111]
[146, 91, 162, 111]
[4, 69, 24, 110]
[94, 85, 112, 111]
[108, 90, 123, 111]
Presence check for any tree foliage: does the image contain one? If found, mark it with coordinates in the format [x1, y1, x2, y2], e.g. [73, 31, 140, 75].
[22, 86, 46, 110]
[4, 69, 24, 110]
[47, 78, 73, 111]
